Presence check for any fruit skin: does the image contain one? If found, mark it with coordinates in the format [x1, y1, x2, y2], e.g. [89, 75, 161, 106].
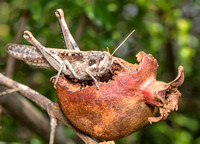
[55, 51, 184, 140]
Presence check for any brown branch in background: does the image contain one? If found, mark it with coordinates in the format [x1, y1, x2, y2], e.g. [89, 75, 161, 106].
[163, 37, 176, 79]
[75, 13, 88, 43]
[5, 10, 30, 78]
[0, 73, 98, 144]
[0, 86, 73, 144]
[0, 105, 1, 128]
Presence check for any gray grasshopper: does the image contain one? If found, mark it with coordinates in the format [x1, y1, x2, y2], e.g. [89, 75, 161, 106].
[6, 9, 134, 89]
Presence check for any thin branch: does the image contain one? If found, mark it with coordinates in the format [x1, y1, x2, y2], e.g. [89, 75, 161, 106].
[0, 86, 72, 144]
[0, 73, 51, 110]
[0, 88, 20, 97]
[49, 118, 58, 144]
[0, 73, 98, 144]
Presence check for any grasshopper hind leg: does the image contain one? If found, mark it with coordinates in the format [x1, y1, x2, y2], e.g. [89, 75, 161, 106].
[63, 60, 79, 79]
[55, 9, 80, 51]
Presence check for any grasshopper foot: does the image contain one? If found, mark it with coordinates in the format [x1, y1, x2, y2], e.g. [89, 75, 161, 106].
[113, 58, 132, 70]
[95, 82, 99, 90]
[50, 75, 58, 88]
[50, 75, 56, 82]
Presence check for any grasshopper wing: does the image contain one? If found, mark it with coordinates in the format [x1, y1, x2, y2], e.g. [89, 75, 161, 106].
[6, 43, 52, 69]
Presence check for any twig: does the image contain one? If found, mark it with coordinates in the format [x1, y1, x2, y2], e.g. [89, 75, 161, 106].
[0, 73, 98, 144]
[0, 88, 20, 97]
[0, 86, 72, 143]
[49, 118, 57, 144]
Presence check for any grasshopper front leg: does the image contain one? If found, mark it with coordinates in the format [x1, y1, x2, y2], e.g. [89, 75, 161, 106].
[55, 9, 80, 51]
[86, 65, 99, 90]
[23, 31, 79, 87]
[112, 57, 132, 70]
[86, 67, 99, 90]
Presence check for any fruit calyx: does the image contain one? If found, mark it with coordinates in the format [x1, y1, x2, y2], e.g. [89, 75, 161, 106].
[142, 66, 184, 124]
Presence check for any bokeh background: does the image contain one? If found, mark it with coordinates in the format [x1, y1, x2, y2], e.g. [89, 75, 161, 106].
[0, 0, 200, 144]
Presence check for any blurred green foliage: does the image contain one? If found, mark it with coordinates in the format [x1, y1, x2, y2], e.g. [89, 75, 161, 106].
[0, 0, 200, 144]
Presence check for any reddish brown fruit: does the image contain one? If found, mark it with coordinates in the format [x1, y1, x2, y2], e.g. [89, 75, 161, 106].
[55, 51, 184, 140]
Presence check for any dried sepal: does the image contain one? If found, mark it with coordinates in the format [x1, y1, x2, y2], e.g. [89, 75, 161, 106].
[147, 66, 184, 123]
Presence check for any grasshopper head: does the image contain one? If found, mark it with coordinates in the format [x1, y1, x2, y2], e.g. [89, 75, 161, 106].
[97, 51, 112, 75]
[87, 51, 112, 77]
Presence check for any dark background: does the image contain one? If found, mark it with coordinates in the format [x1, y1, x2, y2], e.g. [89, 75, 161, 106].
[0, 0, 199, 143]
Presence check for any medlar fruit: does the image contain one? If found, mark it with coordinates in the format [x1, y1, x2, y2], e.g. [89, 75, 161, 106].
[55, 51, 184, 140]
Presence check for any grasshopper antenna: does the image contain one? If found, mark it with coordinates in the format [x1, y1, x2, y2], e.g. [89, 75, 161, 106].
[111, 30, 135, 56]
[107, 47, 110, 59]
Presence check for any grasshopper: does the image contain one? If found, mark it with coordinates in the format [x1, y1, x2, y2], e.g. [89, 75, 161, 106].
[6, 9, 134, 89]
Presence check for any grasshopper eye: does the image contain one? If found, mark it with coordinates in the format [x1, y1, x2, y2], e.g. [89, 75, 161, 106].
[89, 59, 96, 66]
[49, 50, 55, 54]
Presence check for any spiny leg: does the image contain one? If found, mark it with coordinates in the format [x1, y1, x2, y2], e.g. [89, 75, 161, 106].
[55, 9, 80, 51]
[23, 31, 65, 71]
[50, 59, 82, 88]
[55, 9, 73, 50]
[51, 63, 64, 88]
[50, 60, 79, 87]
[24, 31, 68, 88]
[63, 60, 79, 79]
[86, 69, 99, 90]
[112, 57, 132, 70]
